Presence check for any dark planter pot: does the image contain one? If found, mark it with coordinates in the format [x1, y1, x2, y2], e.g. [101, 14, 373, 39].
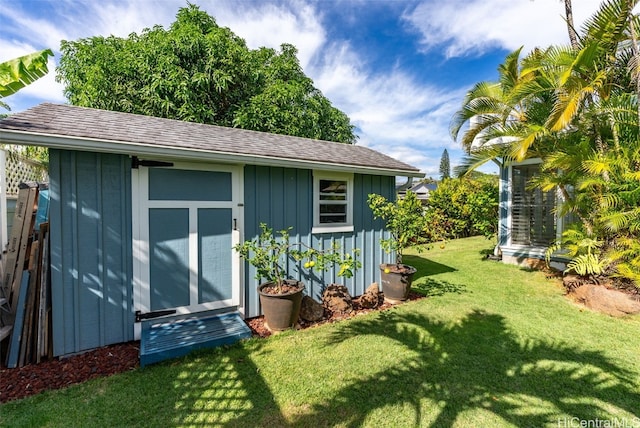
[258, 280, 304, 331]
[379, 263, 417, 303]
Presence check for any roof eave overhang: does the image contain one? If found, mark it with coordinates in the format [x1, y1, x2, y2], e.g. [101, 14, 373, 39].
[0, 129, 424, 178]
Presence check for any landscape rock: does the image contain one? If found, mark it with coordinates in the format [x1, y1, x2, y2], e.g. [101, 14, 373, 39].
[300, 295, 325, 322]
[322, 284, 353, 314]
[359, 282, 381, 309]
[569, 284, 640, 317]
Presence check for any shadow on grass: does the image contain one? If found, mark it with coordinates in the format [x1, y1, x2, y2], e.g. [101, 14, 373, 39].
[159, 309, 639, 427]
[404, 255, 457, 281]
[286, 309, 640, 427]
[35, 309, 635, 427]
[143, 343, 290, 428]
[412, 278, 467, 297]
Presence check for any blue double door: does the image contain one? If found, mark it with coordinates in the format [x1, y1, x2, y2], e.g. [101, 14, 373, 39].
[133, 163, 242, 326]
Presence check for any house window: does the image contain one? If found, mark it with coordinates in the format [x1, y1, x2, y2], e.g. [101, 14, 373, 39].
[313, 172, 354, 233]
[511, 163, 556, 246]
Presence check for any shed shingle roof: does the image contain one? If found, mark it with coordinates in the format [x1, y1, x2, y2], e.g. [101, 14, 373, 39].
[0, 103, 423, 177]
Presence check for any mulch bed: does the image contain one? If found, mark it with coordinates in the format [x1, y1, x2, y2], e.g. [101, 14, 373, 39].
[1, 291, 425, 403]
[1, 342, 140, 403]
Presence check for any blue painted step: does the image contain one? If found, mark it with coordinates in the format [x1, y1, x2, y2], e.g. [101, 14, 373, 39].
[140, 311, 251, 367]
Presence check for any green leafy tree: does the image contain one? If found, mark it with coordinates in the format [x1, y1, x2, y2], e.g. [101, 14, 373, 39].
[234, 223, 361, 293]
[425, 175, 499, 240]
[439, 148, 450, 179]
[368, 191, 433, 266]
[57, 5, 356, 143]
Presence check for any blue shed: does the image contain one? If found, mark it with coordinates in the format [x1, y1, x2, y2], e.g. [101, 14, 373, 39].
[0, 103, 423, 357]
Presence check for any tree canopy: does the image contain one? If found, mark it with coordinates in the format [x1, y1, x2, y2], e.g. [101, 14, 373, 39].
[56, 5, 356, 144]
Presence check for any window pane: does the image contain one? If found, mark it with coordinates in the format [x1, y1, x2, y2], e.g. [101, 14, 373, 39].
[320, 213, 347, 223]
[320, 180, 346, 194]
[320, 204, 346, 214]
[320, 193, 346, 201]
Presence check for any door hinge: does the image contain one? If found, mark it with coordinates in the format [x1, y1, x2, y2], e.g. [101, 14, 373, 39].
[135, 309, 177, 322]
[131, 156, 174, 169]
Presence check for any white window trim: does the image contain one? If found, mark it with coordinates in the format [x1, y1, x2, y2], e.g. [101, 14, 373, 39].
[312, 171, 354, 234]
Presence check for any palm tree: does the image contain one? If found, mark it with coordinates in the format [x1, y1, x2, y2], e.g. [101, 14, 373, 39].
[452, 0, 640, 285]
[563, 0, 579, 49]
[454, 0, 638, 162]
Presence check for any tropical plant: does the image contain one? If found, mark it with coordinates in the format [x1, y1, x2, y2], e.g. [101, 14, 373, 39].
[0, 49, 54, 111]
[234, 223, 361, 293]
[368, 191, 432, 266]
[57, 5, 356, 143]
[452, 0, 640, 288]
[546, 225, 610, 277]
[0, 49, 54, 164]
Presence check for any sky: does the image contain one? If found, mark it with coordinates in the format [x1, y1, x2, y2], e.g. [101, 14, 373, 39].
[0, 0, 607, 178]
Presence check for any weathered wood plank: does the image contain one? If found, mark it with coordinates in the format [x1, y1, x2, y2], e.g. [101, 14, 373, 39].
[37, 225, 49, 362]
[9, 185, 38, 313]
[20, 242, 39, 366]
[3, 186, 33, 311]
[7, 273, 29, 368]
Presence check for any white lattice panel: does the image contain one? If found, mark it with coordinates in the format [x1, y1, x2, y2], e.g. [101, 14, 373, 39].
[5, 152, 48, 196]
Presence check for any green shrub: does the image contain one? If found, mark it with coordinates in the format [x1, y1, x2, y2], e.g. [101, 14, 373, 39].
[424, 175, 498, 240]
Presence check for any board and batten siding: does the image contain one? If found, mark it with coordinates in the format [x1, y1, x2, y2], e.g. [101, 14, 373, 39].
[242, 165, 394, 318]
[49, 149, 133, 356]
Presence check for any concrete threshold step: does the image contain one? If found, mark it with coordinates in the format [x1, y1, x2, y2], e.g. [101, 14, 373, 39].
[140, 311, 251, 367]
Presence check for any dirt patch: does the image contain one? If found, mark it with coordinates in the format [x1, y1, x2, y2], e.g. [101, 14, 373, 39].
[1, 291, 424, 403]
[568, 283, 640, 317]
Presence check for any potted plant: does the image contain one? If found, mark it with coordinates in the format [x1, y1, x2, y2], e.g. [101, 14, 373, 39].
[368, 190, 430, 303]
[235, 223, 361, 331]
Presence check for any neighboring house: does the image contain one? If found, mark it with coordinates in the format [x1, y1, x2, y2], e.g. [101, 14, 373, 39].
[399, 181, 437, 204]
[0, 103, 423, 357]
[497, 158, 567, 268]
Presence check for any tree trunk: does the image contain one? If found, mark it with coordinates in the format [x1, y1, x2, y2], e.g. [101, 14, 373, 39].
[627, 0, 640, 127]
[564, 0, 579, 49]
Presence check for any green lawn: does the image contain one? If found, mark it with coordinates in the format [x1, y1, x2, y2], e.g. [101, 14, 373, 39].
[2, 237, 639, 427]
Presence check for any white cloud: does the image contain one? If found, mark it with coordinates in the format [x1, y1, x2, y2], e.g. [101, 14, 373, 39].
[309, 39, 469, 174]
[208, 1, 326, 70]
[404, 0, 605, 58]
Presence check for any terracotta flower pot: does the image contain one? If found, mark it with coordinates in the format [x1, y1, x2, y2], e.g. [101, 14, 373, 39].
[258, 280, 304, 331]
[379, 263, 416, 303]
